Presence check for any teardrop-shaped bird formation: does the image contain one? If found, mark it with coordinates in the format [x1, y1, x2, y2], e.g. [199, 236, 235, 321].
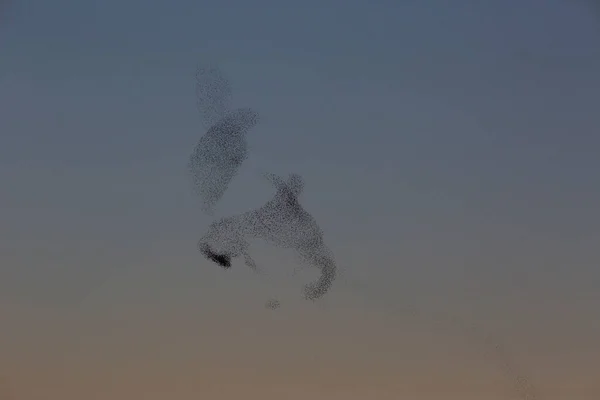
[189, 66, 261, 214]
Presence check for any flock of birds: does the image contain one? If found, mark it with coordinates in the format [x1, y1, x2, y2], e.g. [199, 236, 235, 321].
[189, 65, 338, 306]
[0, 63, 543, 400]
[187, 64, 541, 400]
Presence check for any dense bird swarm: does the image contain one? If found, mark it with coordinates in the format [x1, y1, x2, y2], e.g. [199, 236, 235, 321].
[189, 65, 337, 301]
[197, 173, 337, 301]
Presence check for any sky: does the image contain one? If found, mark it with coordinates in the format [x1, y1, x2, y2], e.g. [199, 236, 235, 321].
[1, 0, 599, 398]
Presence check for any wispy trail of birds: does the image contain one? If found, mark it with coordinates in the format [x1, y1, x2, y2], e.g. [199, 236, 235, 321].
[188, 64, 542, 400]
[336, 273, 541, 400]
[194, 65, 233, 129]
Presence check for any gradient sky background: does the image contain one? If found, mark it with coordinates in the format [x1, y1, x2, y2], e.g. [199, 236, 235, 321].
[1, 0, 599, 399]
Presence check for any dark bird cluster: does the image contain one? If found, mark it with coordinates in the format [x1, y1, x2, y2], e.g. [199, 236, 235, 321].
[198, 242, 232, 269]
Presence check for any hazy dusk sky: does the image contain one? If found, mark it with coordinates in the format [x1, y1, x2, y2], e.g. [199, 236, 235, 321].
[1, 1, 599, 399]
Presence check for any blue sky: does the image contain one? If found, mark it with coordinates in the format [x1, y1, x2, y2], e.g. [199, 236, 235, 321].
[1, 1, 599, 398]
